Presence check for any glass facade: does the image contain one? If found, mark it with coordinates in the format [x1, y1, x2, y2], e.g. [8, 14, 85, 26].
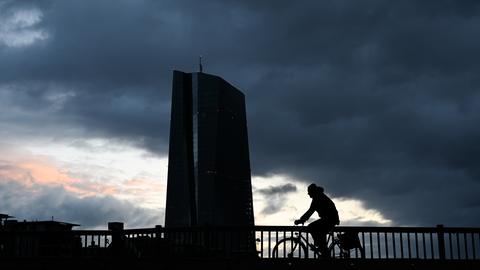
[165, 71, 254, 228]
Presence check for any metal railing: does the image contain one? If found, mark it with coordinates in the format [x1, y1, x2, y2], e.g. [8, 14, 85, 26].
[255, 225, 480, 260]
[1, 225, 479, 260]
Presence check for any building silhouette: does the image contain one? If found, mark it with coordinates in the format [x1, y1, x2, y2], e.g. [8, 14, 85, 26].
[165, 70, 254, 228]
[0, 216, 80, 257]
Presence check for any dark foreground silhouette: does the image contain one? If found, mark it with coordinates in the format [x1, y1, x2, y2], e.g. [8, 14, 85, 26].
[2, 211, 480, 270]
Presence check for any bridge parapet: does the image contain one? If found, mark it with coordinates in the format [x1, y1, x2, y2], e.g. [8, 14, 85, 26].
[1, 225, 479, 261]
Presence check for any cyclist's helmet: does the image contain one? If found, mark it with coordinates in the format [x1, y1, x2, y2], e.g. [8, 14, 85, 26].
[308, 183, 324, 194]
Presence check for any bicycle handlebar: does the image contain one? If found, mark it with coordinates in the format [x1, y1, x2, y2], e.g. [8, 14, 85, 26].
[294, 220, 305, 226]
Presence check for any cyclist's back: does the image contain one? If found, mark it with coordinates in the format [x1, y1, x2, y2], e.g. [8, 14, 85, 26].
[312, 190, 339, 224]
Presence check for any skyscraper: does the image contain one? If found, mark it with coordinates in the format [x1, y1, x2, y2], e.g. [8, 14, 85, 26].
[165, 70, 254, 228]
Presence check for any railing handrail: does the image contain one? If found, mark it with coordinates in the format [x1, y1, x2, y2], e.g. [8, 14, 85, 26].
[3, 225, 480, 234]
[156, 225, 480, 233]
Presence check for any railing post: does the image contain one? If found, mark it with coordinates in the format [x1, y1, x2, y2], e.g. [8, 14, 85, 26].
[155, 225, 163, 237]
[108, 222, 124, 256]
[436, 224, 446, 260]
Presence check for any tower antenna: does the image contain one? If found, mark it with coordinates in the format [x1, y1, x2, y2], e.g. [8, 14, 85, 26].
[199, 55, 203, 73]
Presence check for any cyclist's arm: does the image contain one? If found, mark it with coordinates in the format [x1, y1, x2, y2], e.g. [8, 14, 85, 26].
[298, 201, 315, 223]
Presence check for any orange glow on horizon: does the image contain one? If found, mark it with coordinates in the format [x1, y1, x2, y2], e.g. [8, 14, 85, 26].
[18, 161, 74, 186]
[0, 156, 164, 206]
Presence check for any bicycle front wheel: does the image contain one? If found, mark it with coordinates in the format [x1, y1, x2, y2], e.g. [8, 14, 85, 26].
[272, 237, 308, 258]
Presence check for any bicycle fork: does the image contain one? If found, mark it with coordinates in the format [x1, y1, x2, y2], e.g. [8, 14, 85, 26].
[287, 240, 300, 258]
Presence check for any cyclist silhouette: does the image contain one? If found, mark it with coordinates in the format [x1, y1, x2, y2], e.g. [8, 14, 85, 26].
[294, 183, 340, 258]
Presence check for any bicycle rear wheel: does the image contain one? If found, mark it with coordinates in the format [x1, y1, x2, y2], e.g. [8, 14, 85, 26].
[331, 239, 365, 259]
[329, 239, 349, 258]
[272, 237, 308, 258]
[343, 245, 366, 259]
[336, 231, 365, 258]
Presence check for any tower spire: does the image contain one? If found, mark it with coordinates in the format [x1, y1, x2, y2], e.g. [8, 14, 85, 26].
[199, 55, 203, 73]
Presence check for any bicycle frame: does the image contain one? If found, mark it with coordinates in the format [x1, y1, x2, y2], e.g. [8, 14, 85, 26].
[271, 230, 361, 259]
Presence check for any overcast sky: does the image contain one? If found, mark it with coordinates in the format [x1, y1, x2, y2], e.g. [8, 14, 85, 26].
[1, 0, 480, 229]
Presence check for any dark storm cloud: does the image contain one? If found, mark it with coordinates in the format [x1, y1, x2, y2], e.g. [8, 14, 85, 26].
[255, 183, 297, 215]
[2, 0, 480, 226]
[241, 1, 480, 226]
[257, 183, 297, 196]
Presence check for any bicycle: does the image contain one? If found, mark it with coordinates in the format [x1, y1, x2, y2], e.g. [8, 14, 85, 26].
[271, 225, 365, 259]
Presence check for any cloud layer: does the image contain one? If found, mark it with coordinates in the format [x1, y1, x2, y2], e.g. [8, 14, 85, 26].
[0, 146, 165, 228]
[1, 0, 480, 226]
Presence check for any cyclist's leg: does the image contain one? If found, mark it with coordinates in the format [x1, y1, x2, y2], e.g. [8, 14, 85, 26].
[306, 219, 322, 248]
[308, 220, 333, 258]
